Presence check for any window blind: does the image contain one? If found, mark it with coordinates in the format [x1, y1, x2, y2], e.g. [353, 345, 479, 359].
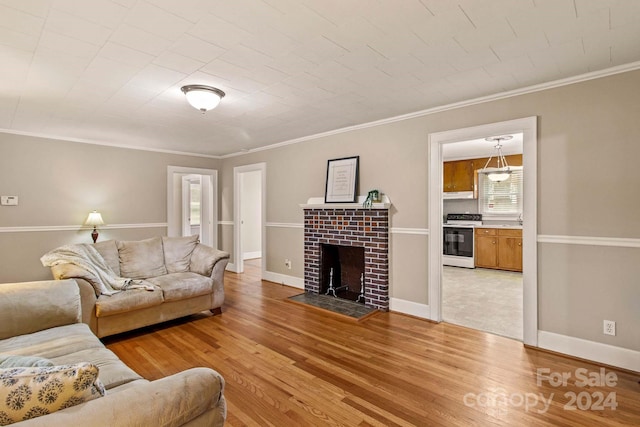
[478, 166, 523, 215]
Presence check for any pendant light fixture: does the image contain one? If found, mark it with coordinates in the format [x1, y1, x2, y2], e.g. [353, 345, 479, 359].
[181, 85, 225, 113]
[482, 135, 513, 182]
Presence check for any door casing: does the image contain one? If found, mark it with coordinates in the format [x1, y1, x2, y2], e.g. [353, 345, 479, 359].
[167, 166, 217, 247]
[428, 116, 538, 346]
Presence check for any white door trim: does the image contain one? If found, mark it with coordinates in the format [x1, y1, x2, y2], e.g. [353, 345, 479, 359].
[427, 116, 538, 346]
[181, 176, 191, 237]
[167, 166, 217, 247]
[233, 163, 266, 276]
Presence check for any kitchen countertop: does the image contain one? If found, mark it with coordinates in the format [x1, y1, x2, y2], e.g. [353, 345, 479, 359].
[477, 224, 523, 230]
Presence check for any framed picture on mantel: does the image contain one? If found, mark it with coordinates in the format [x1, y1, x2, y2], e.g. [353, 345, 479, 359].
[325, 156, 359, 203]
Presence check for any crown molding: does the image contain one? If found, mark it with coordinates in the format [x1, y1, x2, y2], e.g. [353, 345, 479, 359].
[0, 128, 221, 159]
[221, 60, 640, 158]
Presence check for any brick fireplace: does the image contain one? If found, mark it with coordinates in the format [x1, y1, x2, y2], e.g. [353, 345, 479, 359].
[302, 197, 390, 311]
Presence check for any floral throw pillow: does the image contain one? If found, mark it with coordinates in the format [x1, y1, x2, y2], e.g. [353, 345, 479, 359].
[0, 363, 105, 425]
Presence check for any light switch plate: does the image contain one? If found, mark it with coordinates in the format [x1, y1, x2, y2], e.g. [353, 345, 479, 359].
[1, 196, 18, 206]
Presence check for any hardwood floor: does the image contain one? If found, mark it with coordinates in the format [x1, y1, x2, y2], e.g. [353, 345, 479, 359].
[104, 260, 640, 426]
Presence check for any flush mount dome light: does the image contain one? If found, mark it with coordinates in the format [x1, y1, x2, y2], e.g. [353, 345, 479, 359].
[181, 85, 225, 113]
[482, 135, 514, 182]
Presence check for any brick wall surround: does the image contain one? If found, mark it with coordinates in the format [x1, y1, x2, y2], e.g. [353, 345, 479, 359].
[303, 208, 389, 311]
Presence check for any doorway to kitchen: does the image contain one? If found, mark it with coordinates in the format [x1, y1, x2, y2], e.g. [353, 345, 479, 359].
[428, 117, 538, 346]
[441, 137, 523, 340]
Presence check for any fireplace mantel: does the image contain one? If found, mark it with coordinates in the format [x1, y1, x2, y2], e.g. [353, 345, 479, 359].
[300, 195, 391, 210]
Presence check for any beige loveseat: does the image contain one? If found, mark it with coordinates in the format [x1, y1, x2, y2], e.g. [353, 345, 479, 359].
[46, 236, 230, 338]
[0, 279, 226, 426]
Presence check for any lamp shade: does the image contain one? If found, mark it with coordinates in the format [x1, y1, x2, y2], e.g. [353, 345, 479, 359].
[487, 170, 512, 182]
[85, 211, 104, 226]
[181, 85, 225, 112]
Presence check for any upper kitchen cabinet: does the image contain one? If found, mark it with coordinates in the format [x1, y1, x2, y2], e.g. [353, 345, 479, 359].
[476, 154, 523, 168]
[443, 159, 476, 192]
[443, 154, 522, 196]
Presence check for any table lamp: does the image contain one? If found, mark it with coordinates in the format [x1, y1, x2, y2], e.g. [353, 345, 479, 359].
[85, 211, 105, 243]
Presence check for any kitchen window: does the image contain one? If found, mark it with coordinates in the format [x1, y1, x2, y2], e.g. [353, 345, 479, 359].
[478, 166, 523, 219]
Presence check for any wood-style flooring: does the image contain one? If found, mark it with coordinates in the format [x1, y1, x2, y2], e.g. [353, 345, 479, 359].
[104, 260, 640, 426]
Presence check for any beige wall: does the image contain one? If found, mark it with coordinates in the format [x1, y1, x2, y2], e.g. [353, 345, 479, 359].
[539, 244, 640, 351]
[0, 133, 218, 283]
[219, 69, 640, 352]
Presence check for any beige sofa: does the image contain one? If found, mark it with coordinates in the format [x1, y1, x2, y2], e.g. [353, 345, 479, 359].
[0, 279, 226, 426]
[47, 236, 230, 338]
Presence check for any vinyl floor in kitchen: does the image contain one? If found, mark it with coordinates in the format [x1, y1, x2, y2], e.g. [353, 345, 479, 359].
[442, 266, 523, 340]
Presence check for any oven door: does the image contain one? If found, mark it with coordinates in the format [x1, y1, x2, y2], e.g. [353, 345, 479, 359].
[443, 226, 474, 257]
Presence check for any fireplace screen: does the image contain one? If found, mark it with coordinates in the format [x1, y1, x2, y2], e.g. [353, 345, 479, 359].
[320, 244, 365, 303]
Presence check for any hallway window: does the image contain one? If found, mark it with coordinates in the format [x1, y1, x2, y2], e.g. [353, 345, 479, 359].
[190, 183, 201, 226]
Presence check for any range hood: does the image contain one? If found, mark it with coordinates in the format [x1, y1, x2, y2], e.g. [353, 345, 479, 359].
[443, 191, 474, 200]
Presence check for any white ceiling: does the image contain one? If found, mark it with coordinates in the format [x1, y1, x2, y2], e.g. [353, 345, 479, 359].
[1, 0, 640, 157]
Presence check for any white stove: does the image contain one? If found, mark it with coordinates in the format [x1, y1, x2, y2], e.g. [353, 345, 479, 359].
[443, 214, 482, 268]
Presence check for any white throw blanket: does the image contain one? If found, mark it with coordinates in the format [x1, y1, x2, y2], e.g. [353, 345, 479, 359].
[40, 244, 154, 295]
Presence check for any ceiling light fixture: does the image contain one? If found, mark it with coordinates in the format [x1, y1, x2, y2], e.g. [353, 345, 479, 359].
[482, 135, 514, 182]
[181, 85, 225, 113]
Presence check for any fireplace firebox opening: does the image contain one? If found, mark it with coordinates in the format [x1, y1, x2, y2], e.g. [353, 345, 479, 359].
[320, 244, 365, 303]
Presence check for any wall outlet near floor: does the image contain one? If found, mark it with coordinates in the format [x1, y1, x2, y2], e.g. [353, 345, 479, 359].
[603, 320, 616, 336]
[285, 259, 292, 269]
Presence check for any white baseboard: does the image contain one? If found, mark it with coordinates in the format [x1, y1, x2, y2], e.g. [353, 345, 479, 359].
[538, 331, 640, 372]
[225, 265, 303, 290]
[243, 251, 262, 260]
[262, 271, 304, 289]
[225, 263, 239, 273]
[390, 298, 430, 319]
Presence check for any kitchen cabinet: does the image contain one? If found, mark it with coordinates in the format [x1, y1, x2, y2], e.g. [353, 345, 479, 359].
[444, 155, 522, 195]
[475, 228, 498, 268]
[475, 228, 522, 272]
[443, 159, 475, 192]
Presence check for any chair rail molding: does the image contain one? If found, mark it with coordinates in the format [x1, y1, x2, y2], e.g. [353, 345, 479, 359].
[537, 234, 640, 248]
[0, 223, 168, 233]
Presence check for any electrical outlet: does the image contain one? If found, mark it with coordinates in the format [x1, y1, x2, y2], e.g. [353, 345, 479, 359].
[0, 196, 18, 206]
[603, 320, 616, 336]
[285, 259, 292, 269]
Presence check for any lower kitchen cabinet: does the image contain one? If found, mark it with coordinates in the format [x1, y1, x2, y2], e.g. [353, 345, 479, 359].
[475, 228, 522, 272]
[475, 229, 498, 268]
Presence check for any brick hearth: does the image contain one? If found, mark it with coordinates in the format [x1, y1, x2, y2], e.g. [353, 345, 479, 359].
[303, 207, 389, 311]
